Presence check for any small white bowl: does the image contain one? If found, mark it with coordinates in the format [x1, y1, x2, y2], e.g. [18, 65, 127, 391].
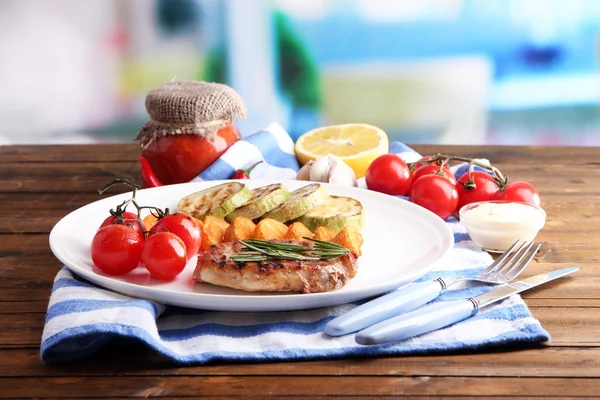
[459, 200, 546, 253]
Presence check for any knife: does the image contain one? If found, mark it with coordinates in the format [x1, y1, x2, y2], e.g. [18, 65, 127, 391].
[324, 241, 537, 337]
[354, 266, 578, 346]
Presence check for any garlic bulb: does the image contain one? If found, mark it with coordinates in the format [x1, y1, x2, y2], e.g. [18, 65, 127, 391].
[295, 155, 357, 187]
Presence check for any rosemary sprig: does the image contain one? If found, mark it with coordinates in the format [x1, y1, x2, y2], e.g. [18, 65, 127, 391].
[231, 238, 349, 262]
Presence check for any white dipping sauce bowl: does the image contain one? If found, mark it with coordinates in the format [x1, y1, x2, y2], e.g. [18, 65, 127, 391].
[459, 200, 546, 253]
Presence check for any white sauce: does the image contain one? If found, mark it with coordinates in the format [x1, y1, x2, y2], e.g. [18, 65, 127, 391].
[463, 202, 541, 224]
[461, 202, 545, 252]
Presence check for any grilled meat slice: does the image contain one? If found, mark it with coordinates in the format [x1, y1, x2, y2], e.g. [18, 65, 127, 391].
[193, 240, 358, 293]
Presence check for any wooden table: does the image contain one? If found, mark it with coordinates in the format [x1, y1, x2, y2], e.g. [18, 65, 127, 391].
[1, 144, 599, 398]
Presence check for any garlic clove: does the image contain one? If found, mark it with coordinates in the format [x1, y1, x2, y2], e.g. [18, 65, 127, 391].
[328, 165, 357, 187]
[296, 161, 314, 181]
[309, 156, 331, 182]
[326, 155, 357, 187]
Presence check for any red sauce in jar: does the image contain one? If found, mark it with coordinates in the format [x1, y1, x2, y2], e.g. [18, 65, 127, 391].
[142, 123, 240, 185]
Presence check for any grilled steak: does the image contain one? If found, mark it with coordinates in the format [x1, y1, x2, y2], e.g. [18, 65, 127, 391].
[193, 240, 359, 293]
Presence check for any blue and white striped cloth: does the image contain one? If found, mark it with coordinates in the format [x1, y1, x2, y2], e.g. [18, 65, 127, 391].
[41, 124, 550, 363]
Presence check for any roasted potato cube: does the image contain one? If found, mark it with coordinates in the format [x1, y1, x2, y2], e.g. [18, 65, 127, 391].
[313, 226, 336, 241]
[253, 218, 288, 240]
[142, 213, 159, 231]
[333, 226, 364, 256]
[200, 216, 230, 250]
[223, 216, 256, 242]
[284, 222, 314, 240]
[204, 215, 229, 232]
[193, 217, 204, 230]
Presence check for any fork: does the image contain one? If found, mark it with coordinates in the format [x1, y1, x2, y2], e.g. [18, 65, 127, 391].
[324, 240, 541, 336]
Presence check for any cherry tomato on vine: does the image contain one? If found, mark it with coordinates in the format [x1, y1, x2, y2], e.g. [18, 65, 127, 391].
[492, 181, 541, 206]
[412, 164, 456, 186]
[410, 175, 459, 220]
[140, 232, 187, 280]
[91, 225, 143, 275]
[149, 213, 202, 259]
[412, 156, 434, 170]
[99, 211, 144, 236]
[456, 171, 499, 211]
[365, 154, 412, 196]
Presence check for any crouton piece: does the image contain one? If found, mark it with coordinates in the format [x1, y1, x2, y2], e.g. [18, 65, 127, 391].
[333, 226, 364, 256]
[284, 222, 314, 240]
[223, 216, 256, 242]
[313, 226, 336, 241]
[200, 216, 230, 251]
[253, 218, 288, 240]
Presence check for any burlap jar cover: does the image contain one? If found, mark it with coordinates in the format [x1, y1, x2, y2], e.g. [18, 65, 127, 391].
[136, 81, 247, 147]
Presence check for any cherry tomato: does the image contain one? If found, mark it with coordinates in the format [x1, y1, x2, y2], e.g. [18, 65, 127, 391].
[412, 156, 433, 170]
[412, 164, 456, 186]
[91, 225, 143, 275]
[99, 211, 144, 236]
[456, 171, 499, 211]
[142, 123, 240, 185]
[150, 213, 202, 259]
[140, 232, 187, 280]
[365, 154, 412, 196]
[492, 181, 541, 206]
[410, 175, 459, 220]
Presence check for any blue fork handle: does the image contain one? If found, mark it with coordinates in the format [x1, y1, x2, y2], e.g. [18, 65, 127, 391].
[324, 280, 444, 336]
[355, 299, 476, 345]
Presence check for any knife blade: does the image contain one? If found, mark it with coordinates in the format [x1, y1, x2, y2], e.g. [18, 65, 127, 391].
[355, 266, 578, 346]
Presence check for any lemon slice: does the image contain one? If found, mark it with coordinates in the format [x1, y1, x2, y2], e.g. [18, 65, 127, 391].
[294, 123, 389, 178]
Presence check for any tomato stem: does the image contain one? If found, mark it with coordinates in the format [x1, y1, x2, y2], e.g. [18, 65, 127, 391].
[408, 153, 509, 188]
[97, 178, 168, 240]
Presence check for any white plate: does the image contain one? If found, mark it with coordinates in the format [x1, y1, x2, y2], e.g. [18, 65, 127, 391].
[49, 180, 454, 312]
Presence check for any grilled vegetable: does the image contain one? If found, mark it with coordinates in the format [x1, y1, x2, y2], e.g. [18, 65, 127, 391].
[262, 183, 328, 223]
[297, 195, 365, 233]
[178, 182, 252, 220]
[224, 183, 290, 223]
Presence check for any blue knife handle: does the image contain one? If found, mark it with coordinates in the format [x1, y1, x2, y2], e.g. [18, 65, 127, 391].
[324, 280, 444, 336]
[355, 298, 477, 345]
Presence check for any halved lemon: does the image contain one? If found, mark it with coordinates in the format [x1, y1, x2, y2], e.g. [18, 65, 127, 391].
[294, 123, 389, 178]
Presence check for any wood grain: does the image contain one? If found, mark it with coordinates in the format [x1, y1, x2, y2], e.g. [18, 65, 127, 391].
[1, 143, 599, 397]
[1, 346, 600, 377]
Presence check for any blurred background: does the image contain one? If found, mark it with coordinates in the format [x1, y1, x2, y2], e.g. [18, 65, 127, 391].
[0, 0, 599, 146]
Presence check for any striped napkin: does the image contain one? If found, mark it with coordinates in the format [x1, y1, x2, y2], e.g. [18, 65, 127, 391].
[41, 124, 550, 363]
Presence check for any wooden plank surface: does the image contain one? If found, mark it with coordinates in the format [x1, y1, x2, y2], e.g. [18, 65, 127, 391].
[1, 143, 599, 398]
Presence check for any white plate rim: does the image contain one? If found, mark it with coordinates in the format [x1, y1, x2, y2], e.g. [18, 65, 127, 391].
[49, 180, 454, 311]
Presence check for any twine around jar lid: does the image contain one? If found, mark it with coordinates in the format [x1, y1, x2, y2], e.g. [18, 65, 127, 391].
[136, 81, 247, 147]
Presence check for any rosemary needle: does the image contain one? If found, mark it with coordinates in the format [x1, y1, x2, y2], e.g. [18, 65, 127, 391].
[231, 238, 349, 262]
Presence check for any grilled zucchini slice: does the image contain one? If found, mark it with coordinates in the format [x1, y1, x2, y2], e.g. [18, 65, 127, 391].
[297, 195, 365, 233]
[261, 183, 328, 223]
[177, 182, 252, 220]
[225, 183, 290, 223]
